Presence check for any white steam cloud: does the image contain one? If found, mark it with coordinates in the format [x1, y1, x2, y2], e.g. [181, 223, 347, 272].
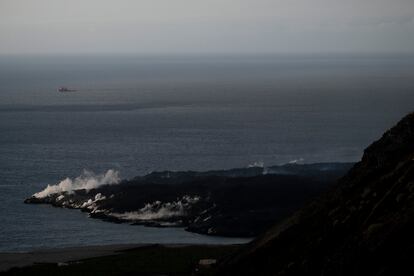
[247, 161, 264, 168]
[33, 169, 121, 199]
[288, 158, 305, 164]
[111, 195, 201, 221]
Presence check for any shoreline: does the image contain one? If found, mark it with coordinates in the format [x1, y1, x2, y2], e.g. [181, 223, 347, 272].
[24, 163, 352, 237]
[0, 243, 145, 272]
[0, 243, 243, 274]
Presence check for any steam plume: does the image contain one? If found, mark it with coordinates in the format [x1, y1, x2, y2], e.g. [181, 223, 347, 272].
[33, 169, 120, 198]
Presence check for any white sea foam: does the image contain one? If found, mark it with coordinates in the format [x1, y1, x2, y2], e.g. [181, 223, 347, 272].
[33, 170, 120, 198]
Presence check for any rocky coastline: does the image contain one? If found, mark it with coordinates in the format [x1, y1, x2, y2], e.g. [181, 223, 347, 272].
[24, 163, 352, 237]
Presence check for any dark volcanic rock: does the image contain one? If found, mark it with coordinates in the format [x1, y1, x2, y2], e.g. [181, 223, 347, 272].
[24, 163, 352, 237]
[220, 112, 414, 275]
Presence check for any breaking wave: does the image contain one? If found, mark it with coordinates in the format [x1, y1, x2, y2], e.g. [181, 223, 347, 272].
[33, 169, 121, 198]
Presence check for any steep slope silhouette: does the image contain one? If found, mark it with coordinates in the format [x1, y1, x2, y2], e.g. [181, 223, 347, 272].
[221, 112, 414, 276]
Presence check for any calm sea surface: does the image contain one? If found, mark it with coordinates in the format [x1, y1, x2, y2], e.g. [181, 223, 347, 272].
[1, 55, 413, 252]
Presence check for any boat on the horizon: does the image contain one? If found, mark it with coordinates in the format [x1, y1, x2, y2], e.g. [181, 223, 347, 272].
[57, 86, 77, 92]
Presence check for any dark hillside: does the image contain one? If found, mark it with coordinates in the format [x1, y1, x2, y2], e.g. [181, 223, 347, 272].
[221, 112, 414, 275]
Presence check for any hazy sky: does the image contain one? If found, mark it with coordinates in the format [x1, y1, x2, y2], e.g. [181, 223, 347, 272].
[1, 0, 414, 55]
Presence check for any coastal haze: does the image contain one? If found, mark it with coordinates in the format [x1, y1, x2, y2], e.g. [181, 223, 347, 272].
[1, 0, 414, 254]
[1, 0, 414, 55]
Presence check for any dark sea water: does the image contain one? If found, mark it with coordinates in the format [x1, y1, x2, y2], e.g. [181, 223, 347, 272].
[0, 54, 413, 252]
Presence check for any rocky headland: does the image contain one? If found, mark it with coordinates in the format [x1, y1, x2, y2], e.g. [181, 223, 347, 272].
[24, 163, 352, 237]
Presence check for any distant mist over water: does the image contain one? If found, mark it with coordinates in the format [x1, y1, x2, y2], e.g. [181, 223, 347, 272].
[0, 54, 413, 251]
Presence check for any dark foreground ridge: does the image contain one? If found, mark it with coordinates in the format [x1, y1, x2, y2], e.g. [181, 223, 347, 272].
[25, 163, 352, 237]
[1, 244, 241, 275]
[220, 112, 414, 275]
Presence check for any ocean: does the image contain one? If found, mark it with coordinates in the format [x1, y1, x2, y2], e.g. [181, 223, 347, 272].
[1, 54, 413, 252]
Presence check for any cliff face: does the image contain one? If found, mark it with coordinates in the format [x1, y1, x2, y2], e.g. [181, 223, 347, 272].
[222, 112, 414, 276]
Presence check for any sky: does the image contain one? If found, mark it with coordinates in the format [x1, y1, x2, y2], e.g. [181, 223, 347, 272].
[1, 0, 414, 55]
